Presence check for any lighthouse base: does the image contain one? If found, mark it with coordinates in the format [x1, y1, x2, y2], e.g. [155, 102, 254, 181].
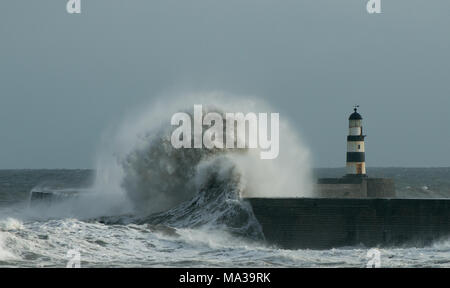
[316, 178, 395, 198]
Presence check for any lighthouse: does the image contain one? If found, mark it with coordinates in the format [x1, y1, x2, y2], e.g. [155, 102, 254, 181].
[346, 106, 366, 177]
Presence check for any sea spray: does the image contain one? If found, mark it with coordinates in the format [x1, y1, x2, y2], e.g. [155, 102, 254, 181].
[93, 92, 313, 217]
[23, 92, 313, 243]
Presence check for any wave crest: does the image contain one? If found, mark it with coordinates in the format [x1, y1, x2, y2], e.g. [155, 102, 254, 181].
[92, 92, 313, 232]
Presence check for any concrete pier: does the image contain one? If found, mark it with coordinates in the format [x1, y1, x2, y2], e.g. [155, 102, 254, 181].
[246, 197, 450, 249]
[316, 178, 395, 198]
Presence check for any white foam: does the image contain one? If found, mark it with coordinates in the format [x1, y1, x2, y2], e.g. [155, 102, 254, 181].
[0, 232, 17, 261]
[0, 218, 23, 231]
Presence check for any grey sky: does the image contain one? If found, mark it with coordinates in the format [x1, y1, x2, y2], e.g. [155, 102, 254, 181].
[0, 0, 449, 169]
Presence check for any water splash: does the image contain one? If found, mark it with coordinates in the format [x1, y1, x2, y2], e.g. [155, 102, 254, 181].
[94, 92, 313, 216]
[25, 91, 313, 243]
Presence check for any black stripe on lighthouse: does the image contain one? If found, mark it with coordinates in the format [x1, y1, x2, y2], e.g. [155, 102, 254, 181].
[346, 152, 365, 162]
[347, 135, 365, 141]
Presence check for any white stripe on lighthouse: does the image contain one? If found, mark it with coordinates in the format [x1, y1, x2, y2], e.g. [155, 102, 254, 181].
[349, 127, 361, 136]
[347, 141, 365, 152]
[346, 162, 366, 175]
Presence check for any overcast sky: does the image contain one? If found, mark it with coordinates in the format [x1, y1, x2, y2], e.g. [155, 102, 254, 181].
[1, 0, 449, 169]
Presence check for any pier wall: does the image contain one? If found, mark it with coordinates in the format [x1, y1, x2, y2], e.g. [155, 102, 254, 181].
[316, 178, 395, 198]
[246, 198, 450, 249]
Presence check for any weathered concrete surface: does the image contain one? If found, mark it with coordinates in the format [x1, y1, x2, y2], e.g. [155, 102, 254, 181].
[246, 198, 450, 249]
[316, 178, 395, 198]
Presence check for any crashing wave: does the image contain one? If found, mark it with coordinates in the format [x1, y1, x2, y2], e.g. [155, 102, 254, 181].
[30, 92, 313, 239]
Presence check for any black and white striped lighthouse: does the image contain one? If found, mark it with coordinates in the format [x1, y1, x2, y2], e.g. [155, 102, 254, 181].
[346, 106, 366, 177]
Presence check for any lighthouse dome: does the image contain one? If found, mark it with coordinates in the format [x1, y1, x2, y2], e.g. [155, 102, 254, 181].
[349, 109, 362, 120]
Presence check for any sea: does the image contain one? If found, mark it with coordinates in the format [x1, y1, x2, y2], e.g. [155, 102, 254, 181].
[1, 96, 449, 267]
[1, 167, 449, 268]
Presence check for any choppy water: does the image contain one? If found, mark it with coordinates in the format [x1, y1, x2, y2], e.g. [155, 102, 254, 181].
[1, 96, 449, 267]
[1, 168, 449, 268]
